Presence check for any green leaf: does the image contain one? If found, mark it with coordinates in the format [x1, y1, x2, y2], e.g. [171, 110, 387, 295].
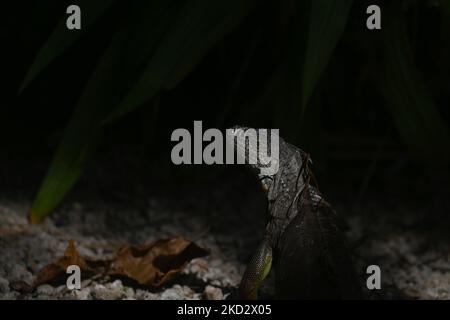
[302, 0, 353, 111]
[29, 134, 100, 224]
[29, 33, 124, 223]
[20, 0, 117, 91]
[103, 0, 255, 124]
[382, 16, 450, 160]
[29, 1, 180, 222]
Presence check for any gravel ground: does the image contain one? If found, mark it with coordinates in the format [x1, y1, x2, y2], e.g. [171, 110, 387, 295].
[0, 198, 246, 300]
[0, 162, 449, 300]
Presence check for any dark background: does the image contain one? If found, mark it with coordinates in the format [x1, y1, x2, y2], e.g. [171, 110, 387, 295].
[1, 0, 449, 219]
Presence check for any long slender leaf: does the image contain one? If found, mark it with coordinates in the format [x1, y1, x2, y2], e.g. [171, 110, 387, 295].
[29, 32, 125, 223]
[29, 1, 180, 222]
[382, 15, 450, 160]
[302, 0, 353, 112]
[103, 0, 255, 124]
[20, 0, 118, 91]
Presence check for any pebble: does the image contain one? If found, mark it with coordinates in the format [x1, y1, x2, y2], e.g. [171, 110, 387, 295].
[0, 277, 9, 293]
[36, 284, 55, 296]
[204, 285, 223, 300]
[92, 280, 124, 300]
[74, 287, 92, 300]
[160, 285, 200, 300]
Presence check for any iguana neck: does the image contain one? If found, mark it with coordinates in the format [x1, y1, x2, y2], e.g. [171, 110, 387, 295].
[264, 141, 315, 250]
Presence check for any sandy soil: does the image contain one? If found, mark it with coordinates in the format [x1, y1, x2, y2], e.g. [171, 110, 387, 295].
[0, 158, 449, 300]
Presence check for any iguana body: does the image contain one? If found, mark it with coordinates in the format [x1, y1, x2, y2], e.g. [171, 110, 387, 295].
[228, 128, 361, 299]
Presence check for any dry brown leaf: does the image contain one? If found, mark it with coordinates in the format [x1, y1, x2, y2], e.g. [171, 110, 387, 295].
[108, 236, 209, 287]
[25, 237, 208, 293]
[32, 240, 91, 288]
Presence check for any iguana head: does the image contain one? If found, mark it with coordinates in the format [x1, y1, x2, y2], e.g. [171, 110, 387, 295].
[227, 126, 312, 247]
[225, 126, 277, 188]
[226, 126, 308, 201]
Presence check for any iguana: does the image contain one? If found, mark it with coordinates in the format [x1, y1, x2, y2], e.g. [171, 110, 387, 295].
[227, 127, 362, 299]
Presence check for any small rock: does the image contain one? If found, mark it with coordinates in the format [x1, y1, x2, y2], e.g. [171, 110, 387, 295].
[74, 287, 92, 300]
[36, 284, 55, 296]
[55, 285, 68, 294]
[0, 291, 19, 299]
[92, 285, 116, 300]
[92, 280, 124, 300]
[161, 285, 200, 300]
[135, 289, 158, 300]
[123, 286, 135, 299]
[0, 277, 9, 293]
[204, 285, 223, 300]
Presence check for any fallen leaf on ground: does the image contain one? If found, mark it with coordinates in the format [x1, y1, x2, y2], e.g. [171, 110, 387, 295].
[27, 237, 208, 292]
[109, 236, 209, 287]
[32, 240, 92, 289]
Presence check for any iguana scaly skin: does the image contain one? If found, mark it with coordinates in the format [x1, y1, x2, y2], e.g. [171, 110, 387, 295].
[228, 127, 361, 299]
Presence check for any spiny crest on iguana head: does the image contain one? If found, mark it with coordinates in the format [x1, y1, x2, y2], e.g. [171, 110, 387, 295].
[225, 126, 278, 191]
[225, 126, 311, 199]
